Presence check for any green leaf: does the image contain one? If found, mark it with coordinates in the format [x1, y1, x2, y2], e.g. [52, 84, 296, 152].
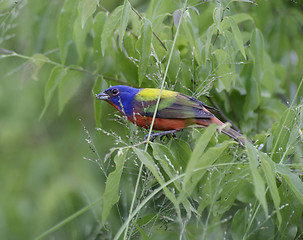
[74, 9, 93, 62]
[40, 66, 67, 120]
[81, 0, 97, 28]
[151, 143, 181, 190]
[269, 108, 296, 161]
[57, 0, 79, 64]
[259, 152, 282, 226]
[58, 68, 83, 114]
[169, 139, 192, 170]
[92, 12, 108, 55]
[231, 0, 255, 3]
[187, 141, 230, 199]
[145, 0, 179, 20]
[279, 180, 303, 240]
[196, 153, 235, 215]
[179, 125, 217, 202]
[213, 49, 232, 91]
[231, 13, 254, 25]
[136, 213, 156, 226]
[137, 19, 152, 86]
[101, 6, 123, 55]
[119, 0, 131, 49]
[243, 73, 261, 114]
[250, 29, 264, 83]
[21, 54, 49, 85]
[166, 41, 180, 83]
[102, 149, 128, 225]
[134, 223, 151, 240]
[180, 60, 192, 89]
[262, 52, 276, 95]
[276, 164, 303, 205]
[93, 77, 106, 129]
[205, 24, 215, 61]
[231, 209, 248, 240]
[183, 125, 217, 184]
[213, 6, 223, 35]
[246, 140, 268, 216]
[224, 30, 237, 87]
[193, 39, 203, 66]
[226, 16, 246, 59]
[213, 163, 248, 216]
[129, 8, 142, 36]
[133, 148, 179, 208]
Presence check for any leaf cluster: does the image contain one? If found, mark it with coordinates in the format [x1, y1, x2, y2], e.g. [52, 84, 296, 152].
[1, 0, 303, 239]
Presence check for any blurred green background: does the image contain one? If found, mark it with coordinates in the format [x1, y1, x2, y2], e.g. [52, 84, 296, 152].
[1, 0, 303, 239]
[0, 0, 126, 239]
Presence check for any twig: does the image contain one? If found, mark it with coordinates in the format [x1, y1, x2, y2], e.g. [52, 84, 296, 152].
[67, 66, 133, 86]
[79, 119, 108, 177]
[131, 6, 167, 51]
[212, 4, 228, 46]
[212, 29, 219, 45]
[98, 4, 110, 14]
[0, 50, 134, 86]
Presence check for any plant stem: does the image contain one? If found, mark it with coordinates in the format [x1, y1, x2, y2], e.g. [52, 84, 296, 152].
[123, 2, 187, 239]
[271, 77, 303, 158]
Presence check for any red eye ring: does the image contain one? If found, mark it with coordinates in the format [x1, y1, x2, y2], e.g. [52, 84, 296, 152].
[111, 88, 119, 95]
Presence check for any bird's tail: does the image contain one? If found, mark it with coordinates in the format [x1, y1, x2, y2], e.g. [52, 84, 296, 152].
[196, 117, 251, 146]
[221, 127, 249, 146]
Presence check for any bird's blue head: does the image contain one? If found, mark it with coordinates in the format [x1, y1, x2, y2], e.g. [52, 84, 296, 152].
[96, 85, 140, 117]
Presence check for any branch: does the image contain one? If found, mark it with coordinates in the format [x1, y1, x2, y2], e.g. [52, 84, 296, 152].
[0, 49, 134, 86]
[131, 6, 167, 51]
[98, 4, 167, 51]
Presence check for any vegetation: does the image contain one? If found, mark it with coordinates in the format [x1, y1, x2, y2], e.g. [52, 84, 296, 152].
[1, 0, 303, 239]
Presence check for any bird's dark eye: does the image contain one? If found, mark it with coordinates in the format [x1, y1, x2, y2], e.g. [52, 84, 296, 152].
[111, 88, 119, 95]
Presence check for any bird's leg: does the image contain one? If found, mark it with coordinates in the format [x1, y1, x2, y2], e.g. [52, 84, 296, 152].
[160, 131, 178, 142]
[145, 130, 179, 142]
[144, 132, 154, 141]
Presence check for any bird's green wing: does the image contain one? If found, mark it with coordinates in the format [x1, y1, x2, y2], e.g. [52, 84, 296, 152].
[133, 88, 214, 119]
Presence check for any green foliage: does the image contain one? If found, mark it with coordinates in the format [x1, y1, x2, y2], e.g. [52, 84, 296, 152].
[246, 140, 268, 217]
[137, 18, 153, 86]
[40, 66, 67, 119]
[1, 0, 303, 239]
[101, 6, 122, 56]
[180, 124, 217, 202]
[58, 0, 79, 64]
[102, 149, 128, 225]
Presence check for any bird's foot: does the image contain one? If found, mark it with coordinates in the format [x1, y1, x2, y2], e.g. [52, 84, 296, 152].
[144, 130, 179, 142]
[144, 132, 154, 142]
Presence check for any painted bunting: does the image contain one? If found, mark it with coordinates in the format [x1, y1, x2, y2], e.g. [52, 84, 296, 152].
[96, 85, 246, 145]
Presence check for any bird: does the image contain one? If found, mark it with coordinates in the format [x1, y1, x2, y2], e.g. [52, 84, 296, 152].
[96, 85, 247, 145]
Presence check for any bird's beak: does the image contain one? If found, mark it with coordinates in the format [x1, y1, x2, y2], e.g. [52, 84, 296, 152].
[96, 91, 109, 100]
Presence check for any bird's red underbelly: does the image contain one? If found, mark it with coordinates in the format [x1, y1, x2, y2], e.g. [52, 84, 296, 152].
[133, 115, 194, 131]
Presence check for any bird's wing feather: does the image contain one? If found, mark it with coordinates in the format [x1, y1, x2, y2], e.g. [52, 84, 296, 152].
[132, 89, 214, 119]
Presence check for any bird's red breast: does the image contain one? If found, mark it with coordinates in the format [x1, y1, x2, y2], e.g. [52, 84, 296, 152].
[131, 114, 194, 131]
